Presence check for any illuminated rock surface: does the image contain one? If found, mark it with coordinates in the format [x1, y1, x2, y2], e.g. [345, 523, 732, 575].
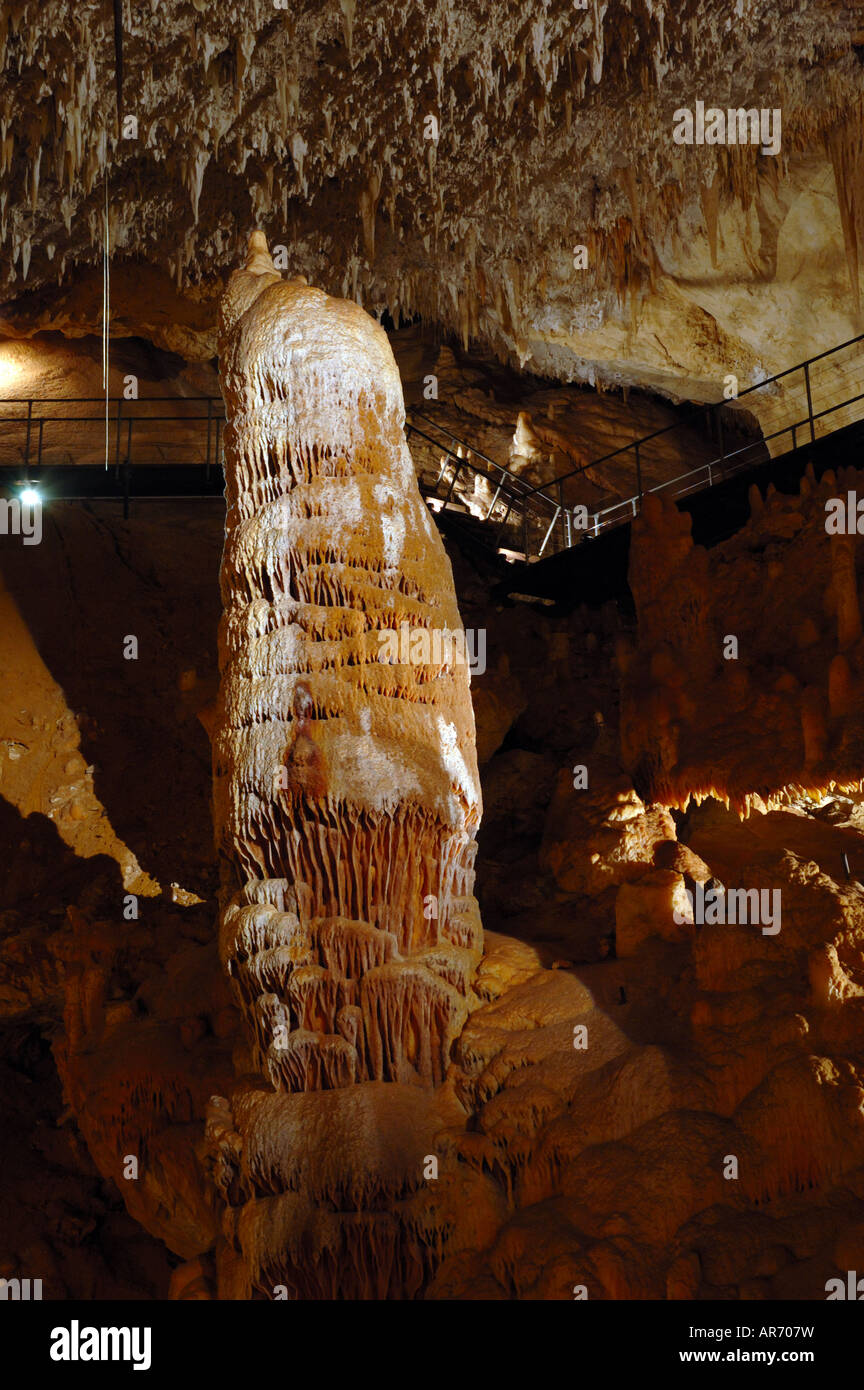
[205, 234, 487, 1295]
[214, 232, 483, 1093]
[2, 2, 864, 416]
[4, 0, 864, 1305]
[622, 471, 864, 812]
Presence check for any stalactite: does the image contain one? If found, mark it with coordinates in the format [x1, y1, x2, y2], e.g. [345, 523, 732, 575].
[699, 176, 720, 270]
[826, 110, 864, 311]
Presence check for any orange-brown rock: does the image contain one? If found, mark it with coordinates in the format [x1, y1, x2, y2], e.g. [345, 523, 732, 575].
[621, 472, 864, 813]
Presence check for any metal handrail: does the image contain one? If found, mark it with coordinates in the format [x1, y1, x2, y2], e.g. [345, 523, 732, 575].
[3, 329, 864, 560]
[410, 411, 560, 507]
[0, 394, 225, 404]
[519, 330, 864, 500]
[405, 422, 521, 492]
[0, 394, 226, 478]
[576, 386, 864, 544]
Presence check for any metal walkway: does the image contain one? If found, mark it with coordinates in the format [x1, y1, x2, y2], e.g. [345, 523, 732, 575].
[408, 331, 864, 559]
[1, 331, 863, 557]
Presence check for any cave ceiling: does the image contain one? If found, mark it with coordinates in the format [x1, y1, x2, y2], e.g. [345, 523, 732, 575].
[2, 0, 864, 398]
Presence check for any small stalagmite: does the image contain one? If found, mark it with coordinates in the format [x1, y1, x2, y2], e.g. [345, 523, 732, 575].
[509, 409, 546, 471]
[215, 230, 484, 1093]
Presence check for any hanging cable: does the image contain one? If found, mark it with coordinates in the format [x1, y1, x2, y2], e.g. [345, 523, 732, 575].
[103, 0, 123, 469]
[103, 163, 110, 469]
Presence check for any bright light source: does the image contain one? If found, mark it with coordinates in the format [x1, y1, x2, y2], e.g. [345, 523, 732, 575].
[0, 349, 24, 388]
[20, 487, 41, 506]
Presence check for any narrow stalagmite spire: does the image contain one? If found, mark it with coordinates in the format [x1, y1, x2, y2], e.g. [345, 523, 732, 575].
[244, 228, 277, 276]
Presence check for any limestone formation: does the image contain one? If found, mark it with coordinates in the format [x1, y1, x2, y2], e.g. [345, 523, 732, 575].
[621, 471, 864, 814]
[214, 230, 484, 1092]
[4, 3, 864, 423]
[170, 231, 499, 1298]
[509, 410, 546, 474]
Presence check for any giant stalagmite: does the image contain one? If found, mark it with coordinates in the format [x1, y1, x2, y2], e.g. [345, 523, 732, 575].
[218, 225, 488, 1073]
[203, 232, 494, 1297]
[215, 231, 484, 1096]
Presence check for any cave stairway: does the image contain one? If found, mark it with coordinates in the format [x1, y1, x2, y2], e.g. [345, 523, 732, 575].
[405, 410, 565, 559]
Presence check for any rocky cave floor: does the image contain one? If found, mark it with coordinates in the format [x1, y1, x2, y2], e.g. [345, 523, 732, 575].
[3, 492, 864, 1299]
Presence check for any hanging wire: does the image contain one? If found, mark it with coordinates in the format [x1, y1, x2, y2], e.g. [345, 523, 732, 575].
[103, 162, 109, 469]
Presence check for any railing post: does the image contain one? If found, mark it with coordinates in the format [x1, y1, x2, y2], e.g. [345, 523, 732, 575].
[717, 409, 725, 473]
[36, 418, 44, 472]
[634, 439, 642, 509]
[522, 506, 528, 561]
[493, 496, 514, 549]
[485, 477, 504, 521]
[804, 360, 816, 444]
[558, 480, 569, 550]
[124, 417, 133, 519]
[442, 456, 461, 506]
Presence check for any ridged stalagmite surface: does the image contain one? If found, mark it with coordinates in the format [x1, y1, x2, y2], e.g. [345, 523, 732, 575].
[215, 231, 483, 1094]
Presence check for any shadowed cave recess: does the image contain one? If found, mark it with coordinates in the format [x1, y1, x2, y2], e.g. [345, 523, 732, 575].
[4, 0, 864, 1312]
